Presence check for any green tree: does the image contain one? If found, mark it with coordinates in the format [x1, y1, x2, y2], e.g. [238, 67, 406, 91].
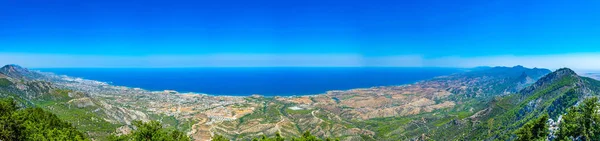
[109, 120, 190, 141]
[290, 131, 339, 141]
[0, 98, 88, 141]
[211, 134, 230, 141]
[0, 98, 21, 140]
[557, 97, 600, 141]
[515, 114, 549, 141]
[292, 131, 320, 141]
[0, 98, 17, 115]
[14, 107, 88, 140]
[248, 132, 285, 141]
[215, 131, 339, 141]
[274, 132, 285, 141]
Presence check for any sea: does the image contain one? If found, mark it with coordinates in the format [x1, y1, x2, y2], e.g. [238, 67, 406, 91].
[36, 67, 463, 96]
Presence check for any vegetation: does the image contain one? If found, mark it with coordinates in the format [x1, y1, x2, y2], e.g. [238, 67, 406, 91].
[212, 131, 340, 141]
[468, 73, 579, 140]
[0, 98, 88, 141]
[515, 114, 549, 141]
[32, 89, 122, 139]
[108, 120, 190, 141]
[285, 108, 312, 115]
[149, 114, 196, 134]
[557, 97, 600, 140]
[511, 97, 600, 141]
[211, 134, 231, 141]
[0, 78, 11, 87]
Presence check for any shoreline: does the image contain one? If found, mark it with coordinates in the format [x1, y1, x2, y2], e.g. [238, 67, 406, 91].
[34, 69, 454, 98]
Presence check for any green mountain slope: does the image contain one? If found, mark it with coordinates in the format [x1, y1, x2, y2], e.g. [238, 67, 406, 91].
[0, 98, 89, 141]
[0, 66, 121, 139]
[0, 65, 198, 140]
[429, 68, 600, 140]
[440, 65, 551, 99]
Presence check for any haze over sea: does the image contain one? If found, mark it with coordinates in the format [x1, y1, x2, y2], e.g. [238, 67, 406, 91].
[36, 67, 462, 96]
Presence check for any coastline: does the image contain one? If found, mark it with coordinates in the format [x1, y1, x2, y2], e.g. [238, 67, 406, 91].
[34, 67, 463, 96]
[34, 69, 438, 98]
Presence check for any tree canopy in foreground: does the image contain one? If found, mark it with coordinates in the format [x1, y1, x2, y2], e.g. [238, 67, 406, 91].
[0, 98, 88, 141]
[109, 120, 190, 141]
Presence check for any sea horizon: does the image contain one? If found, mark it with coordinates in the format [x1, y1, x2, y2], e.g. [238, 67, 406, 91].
[36, 67, 464, 96]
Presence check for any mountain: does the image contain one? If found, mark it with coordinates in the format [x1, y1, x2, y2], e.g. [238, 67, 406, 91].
[0, 65, 55, 103]
[428, 68, 600, 140]
[437, 65, 551, 98]
[0, 64, 46, 80]
[0, 65, 151, 139]
[5, 64, 600, 141]
[0, 64, 27, 78]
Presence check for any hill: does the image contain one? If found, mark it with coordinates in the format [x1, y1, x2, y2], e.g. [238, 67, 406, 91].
[0, 65, 199, 140]
[0, 64, 47, 80]
[428, 68, 600, 140]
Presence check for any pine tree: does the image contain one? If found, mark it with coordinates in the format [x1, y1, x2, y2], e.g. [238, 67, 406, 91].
[515, 114, 549, 141]
[0, 98, 88, 141]
[109, 120, 190, 141]
[211, 134, 230, 141]
[557, 97, 600, 141]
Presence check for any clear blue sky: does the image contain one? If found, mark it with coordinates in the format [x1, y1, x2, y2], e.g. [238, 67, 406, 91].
[1, 0, 599, 69]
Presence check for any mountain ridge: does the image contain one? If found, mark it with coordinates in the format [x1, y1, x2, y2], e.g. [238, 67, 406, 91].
[1, 64, 47, 81]
[1, 64, 28, 78]
[428, 67, 600, 140]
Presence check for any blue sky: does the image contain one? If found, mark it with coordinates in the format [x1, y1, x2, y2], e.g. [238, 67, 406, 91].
[1, 0, 600, 69]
